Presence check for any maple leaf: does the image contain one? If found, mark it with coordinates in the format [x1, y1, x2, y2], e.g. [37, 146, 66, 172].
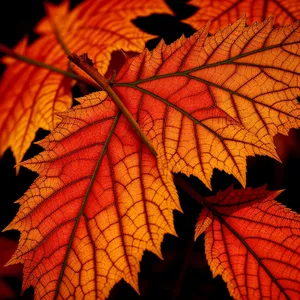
[184, 0, 300, 33]
[5, 91, 181, 299]
[194, 185, 300, 300]
[0, 0, 173, 168]
[113, 17, 300, 188]
[4, 18, 300, 299]
[0, 237, 22, 299]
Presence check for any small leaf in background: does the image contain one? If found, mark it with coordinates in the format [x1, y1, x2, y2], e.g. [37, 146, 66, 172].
[0, 34, 74, 172]
[195, 185, 300, 300]
[4, 91, 181, 300]
[0, 0, 173, 167]
[184, 0, 300, 32]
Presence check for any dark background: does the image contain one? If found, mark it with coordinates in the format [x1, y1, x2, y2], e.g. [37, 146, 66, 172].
[0, 1, 299, 299]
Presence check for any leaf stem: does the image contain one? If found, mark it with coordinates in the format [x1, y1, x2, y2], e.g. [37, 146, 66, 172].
[174, 175, 206, 207]
[0, 43, 98, 89]
[68, 52, 157, 157]
[54, 111, 122, 300]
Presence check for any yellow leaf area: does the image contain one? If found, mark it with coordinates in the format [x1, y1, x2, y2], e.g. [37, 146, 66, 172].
[5, 19, 300, 299]
[184, 0, 300, 32]
[0, 0, 173, 167]
[195, 186, 300, 299]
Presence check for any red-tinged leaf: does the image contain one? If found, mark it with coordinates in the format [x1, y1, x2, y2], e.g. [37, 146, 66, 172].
[184, 0, 300, 33]
[35, 0, 173, 75]
[5, 91, 180, 300]
[0, 237, 22, 299]
[5, 19, 300, 299]
[195, 186, 300, 300]
[0, 0, 173, 167]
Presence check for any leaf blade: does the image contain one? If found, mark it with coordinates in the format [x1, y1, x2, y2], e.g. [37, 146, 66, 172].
[0, 0, 173, 166]
[114, 18, 300, 187]
[196, 186, 300, 299]
[5, 92, 180, 299]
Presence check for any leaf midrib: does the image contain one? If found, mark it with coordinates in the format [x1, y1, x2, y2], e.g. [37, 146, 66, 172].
[113, 40, 299, 86]
[54, 111, 122, 300]
[117, 83, 276, 163]
[113, 39, 300, 129]
[204, 200, 292, 300]
[175, 177, 291, 300]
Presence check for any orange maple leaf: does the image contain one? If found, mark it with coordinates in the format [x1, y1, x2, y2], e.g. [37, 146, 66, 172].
[0, 0, 173, 169]
[113, 17, 300, 187]
[194, 185, 300, 299]
[184, 0, 300, 32]
[4, 18, 300, 299]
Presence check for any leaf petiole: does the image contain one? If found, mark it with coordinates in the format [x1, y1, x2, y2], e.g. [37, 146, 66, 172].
[68, 52, 157, 157]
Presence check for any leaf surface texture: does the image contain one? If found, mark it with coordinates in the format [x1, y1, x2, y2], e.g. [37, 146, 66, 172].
[195, 186, 300, 299]
[184, 0, 300, 33]
[6, 92, 180, 299]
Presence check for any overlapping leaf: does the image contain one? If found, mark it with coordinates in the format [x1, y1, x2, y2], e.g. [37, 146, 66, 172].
[5, 92, 180, 299]
[5, 19, 300, 299]
[184, 0, 300, 32]
[195, 186, 300, 299]
[114, 17, 300, 187]
[0, 0, 173, 167]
